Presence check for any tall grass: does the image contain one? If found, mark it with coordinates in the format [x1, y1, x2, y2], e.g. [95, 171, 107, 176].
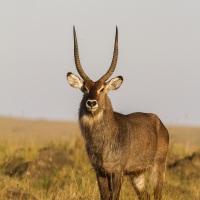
[0, 116, 199, 199]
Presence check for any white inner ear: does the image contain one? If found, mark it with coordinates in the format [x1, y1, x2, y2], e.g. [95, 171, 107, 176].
[107, 77, 123, 91]
[67, 73, 83, 89]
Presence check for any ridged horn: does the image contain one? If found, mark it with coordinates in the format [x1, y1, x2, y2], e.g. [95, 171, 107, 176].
[73, 26, 90, 81]
[99, 26, 118, 82]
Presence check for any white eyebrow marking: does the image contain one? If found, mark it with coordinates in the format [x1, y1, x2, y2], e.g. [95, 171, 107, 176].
[97, 86, 104, 94]
[83, 85, 89, 92]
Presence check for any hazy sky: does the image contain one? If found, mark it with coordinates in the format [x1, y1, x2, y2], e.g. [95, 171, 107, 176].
[0, 0, 200, 125]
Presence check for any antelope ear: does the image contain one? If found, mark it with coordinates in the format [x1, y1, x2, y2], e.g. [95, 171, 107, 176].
[66, 72, 83, 89]
[106, 76, 123, 91]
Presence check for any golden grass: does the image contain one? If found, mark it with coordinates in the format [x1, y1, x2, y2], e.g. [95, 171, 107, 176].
[0, 116, 200, 200]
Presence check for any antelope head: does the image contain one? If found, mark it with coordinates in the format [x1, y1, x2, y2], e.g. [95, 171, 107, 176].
[67, 27, 123, 114]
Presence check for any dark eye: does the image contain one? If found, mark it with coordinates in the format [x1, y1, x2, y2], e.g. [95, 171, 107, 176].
[83, 87, 88, 92]
[100, 88, 104, 93]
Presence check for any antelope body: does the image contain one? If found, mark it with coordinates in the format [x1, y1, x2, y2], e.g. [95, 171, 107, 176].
[66, 27, 169, 200]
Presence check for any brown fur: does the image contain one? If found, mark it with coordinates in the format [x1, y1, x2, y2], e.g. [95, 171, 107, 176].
[67, 27, 169, 200]
[78, 89, 169, 200]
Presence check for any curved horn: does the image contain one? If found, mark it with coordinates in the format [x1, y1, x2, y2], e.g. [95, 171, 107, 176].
[99, 26, 118, 82]
[73, 26, 90, 81]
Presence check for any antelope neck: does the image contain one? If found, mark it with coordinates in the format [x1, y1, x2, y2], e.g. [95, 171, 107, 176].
[79, 97, 117, 129]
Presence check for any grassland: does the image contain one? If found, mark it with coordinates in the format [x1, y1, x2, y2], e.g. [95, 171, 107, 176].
[0, 116, 200, 200]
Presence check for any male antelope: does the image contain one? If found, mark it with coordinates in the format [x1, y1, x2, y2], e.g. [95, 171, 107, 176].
[66, 27, 169, 200]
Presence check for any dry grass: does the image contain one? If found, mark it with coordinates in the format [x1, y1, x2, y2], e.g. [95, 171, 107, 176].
[0, 116, 200, 199]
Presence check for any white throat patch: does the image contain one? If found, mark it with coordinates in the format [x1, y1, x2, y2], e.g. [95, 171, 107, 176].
[81, 111, 103, 126]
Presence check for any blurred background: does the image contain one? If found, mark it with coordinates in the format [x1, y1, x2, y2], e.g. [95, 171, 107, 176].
[0, 0, 200, 125]
[0, 1, 200, 199]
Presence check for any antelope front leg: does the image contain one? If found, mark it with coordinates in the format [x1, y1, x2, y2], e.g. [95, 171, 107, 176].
[96, 173, 111, 200]
[108, 172, 123, 200]
[96, 172, 123, 200]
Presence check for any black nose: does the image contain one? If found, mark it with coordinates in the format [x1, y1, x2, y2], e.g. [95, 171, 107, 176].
[87, 100, 97, 107]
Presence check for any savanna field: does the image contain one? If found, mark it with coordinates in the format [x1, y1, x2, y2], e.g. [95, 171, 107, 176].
[0, 116, 200, 200]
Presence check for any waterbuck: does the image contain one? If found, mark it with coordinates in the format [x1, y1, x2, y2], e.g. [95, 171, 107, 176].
[66, 27, 169, 200]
